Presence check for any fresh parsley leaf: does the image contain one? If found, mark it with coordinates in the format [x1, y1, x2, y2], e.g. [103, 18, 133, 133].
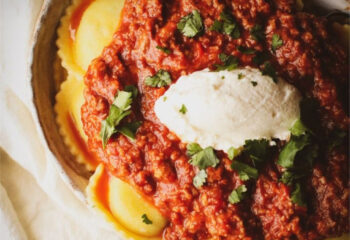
[290, 119, 308, 137]
[250, 24, 264, 42]
[193, 169, 207, 188]
[187, 143, 203, 156]
[238, 73, 244, 79]
[251, 81, 258, 87]
[243, 139, 270, 166]
[214, 53, 239, 71]
[100, 90, 134, 148]
[209, 20, 223, 31]
[271, 34, 283, 52]
[141, 214, 153, 224]
[177, 10, 204, 38]
[156, 45, 172, 54]
[189, 147, 219, 170]
[237, 46, 255, 55]
[328, 129, 347, 151]
[228, 185, 247, 204]
[118, 121, 142, 140]
[124, 85, 138, 98]
[113, 91, 133, 111]
[277, 135, 310, 168]
[227, 147, 240, 160]
[179, 104, 187, 114]
[280, 170, 305, 186]
[231, 161, 258, 181]
[291, 183, 306, 207]
[210, 10, 240, 38]
[145, 70, 172, 87]
[262, 61, 278, 83]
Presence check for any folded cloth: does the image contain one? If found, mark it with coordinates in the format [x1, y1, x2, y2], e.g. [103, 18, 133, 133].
[0, 0, 119, 239]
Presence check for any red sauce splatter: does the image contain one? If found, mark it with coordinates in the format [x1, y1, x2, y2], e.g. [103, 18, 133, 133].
[66, 113, 98, 167]
[69, 0, 95, 41]
[95, 165, 111, 211]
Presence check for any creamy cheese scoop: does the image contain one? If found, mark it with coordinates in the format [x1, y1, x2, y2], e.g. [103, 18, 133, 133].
[154, 68, 301, 152]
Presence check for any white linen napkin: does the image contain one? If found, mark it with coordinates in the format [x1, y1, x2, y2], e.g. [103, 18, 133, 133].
[0, 0, 120, 239]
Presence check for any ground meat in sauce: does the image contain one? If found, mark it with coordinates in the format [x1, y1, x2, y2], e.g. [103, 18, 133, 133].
[81, 0, 349, 239]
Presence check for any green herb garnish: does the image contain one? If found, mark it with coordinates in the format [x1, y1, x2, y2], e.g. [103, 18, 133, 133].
[210, 10, 240, 38]
[186, 143, 203, 156]
[193, 169, 207, 188]
[251, 81, 258, 87]
[290, 183, 306, 207]
[145, 70, 172, 87]
[100, 90, 134, 148]
[238, 73, 244, 79]
[188, 146, 219, 170]
[250, 24, 264, 42]
[243, 139, 270, 166]
[231, 161, 258, 181]
[141, 214, 153, 224]
[228, 185, 247, 204]
[277, 134, 310, 168]
[179, 104, 187, 114]
[262, 61, 277, 83]
[227, 147, 240, 160]
[237, 46, 255, 55]
[177, 10, 204, 38]
[156, 45, 172, 54]
[214, 53, 239, 71]
[271, 34, 283, 52]
[290, 119, 308, 137]
[118, 121, 142, 141]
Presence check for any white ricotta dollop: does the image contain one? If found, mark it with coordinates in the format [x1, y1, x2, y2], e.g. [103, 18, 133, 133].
[154, 68, 301, 152]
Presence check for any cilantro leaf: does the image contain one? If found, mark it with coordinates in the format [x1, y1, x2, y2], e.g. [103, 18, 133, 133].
[277, 135, 310, 168]
[209, 20, 223, 31]
[228, 185, 247, 204]
[214, 53, 239, 71]
[118, 121, 142, 140]
[251, 81, 258, 87]
[156, 45, 172, 54]
[179, 104, 187, 114]
[187, 143, 203, 156]
[141, 214, 153, 224]
[100, 90, 134, 148]
[271, 34, 283, 52]
[262, 61, 278, 83]
[113, 91, 132, 111]
[237, 46, 255, 55]
[193, 169, 207, 188]
[243, 139, 270, 166]
[291, 183, 306, 207]
[290, 119, 308, 137]
[189, 147, 219, 170]
[250, 24, 264, 42]
[145, 70, 172, 88]
[227, 147, 240, 160]
[124, 85, 138, 98]
[177, 10, 203, 38]
[231, 161, 258, 181]
[280, 170, 306, 186]
[210, 10, 240, 38]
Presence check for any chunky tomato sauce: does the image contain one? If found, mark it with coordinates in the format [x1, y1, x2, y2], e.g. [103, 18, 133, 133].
[81, 0, 349, 239]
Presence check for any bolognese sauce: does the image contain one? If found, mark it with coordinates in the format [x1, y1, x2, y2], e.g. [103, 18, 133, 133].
[81, 0, 349, 239]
